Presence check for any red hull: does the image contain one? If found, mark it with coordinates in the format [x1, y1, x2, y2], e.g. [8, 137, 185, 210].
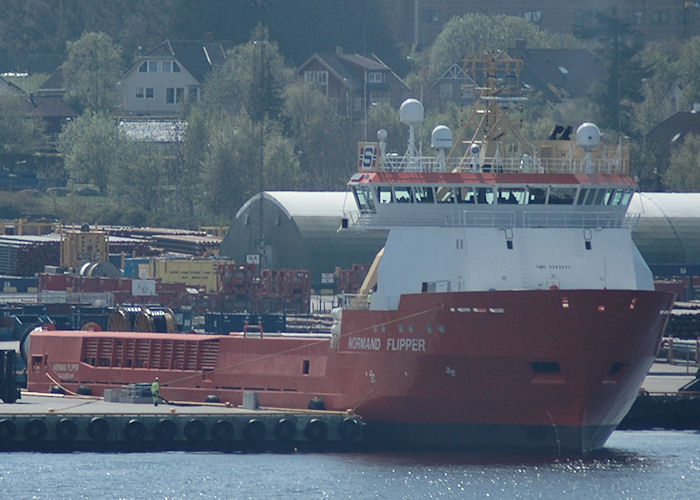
[27, 288, 673, 453]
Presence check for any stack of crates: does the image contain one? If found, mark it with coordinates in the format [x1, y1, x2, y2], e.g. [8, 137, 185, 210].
[335, 264, 371, 294]
[257, 269, 310, 313]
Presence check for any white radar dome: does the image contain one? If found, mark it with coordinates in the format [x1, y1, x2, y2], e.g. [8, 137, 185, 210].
[576, 123, 601, 149]
[377, 129, 388, 141]
[431, 125, 452, 149]
[399, 99, 424, 126]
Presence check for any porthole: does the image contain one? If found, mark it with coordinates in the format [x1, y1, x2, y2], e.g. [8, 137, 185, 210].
[426, 325, 433, 334]
[438, 325, 445, 334]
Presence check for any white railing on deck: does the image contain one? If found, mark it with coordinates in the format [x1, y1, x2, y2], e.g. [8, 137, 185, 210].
[341, 293, 371, 310]
[344, 209, 637, 230]
[380, 154, 627, 175]
[522, 211, 638, 229]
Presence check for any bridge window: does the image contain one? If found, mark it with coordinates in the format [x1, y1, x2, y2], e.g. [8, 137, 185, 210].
[475, 187, 494, 204]
[353, 186, 375, 211]
[456, 187, 476, 204]
[586, 188, 606, 205]
[436, 187, 455, 203]
[527, 187, 547, 204]
[548, 187, 576, 204]
[497, 187, 526, 204]
[621, 189, 634, 206]
[459, 186, 493, 204]
[394, 186, 413, 203]
[607, 188, 624, 206]
[377, 186, 393, 204]
[603, 188, 616, 205]
[577, 188, 588, 205]
[414, 186, 434, 203]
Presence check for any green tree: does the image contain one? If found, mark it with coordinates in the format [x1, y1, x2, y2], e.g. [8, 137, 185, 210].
[281, 82, 352, 189]
[428, 14, 580, 80]
[574, 10, 646, 134]
[203, 25, 294, 120]
[677, 36, 700, 105]
[363, 101, 405, 156]
[200, 110, 255, 219]
[57, 112, 119, 193]
[663, 135, 700, 191]
[0, 94, 37, 154]
[179, 108, 209, 222]
[109, 141, 172, 218]
[62, 32, 122, 113]
[631, 139, 665, 192]
[263, 125, 302, 191]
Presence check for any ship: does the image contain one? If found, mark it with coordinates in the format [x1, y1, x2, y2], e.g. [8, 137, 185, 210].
[25, 52, 674, 453]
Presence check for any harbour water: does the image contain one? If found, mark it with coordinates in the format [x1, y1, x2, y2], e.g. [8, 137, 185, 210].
[0, 430, 697, 499]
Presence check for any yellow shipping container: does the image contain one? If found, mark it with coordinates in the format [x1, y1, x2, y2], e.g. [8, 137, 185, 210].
[60, 230, 109, 269]
[149, 259, 219, 292]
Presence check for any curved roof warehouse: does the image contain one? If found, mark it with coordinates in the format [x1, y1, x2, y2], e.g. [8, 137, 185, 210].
[218, 192, 387, 288]
[629, 192, 700, 274]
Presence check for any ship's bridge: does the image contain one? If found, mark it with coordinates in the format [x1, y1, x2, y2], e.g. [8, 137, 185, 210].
[347, 171, 636, 230]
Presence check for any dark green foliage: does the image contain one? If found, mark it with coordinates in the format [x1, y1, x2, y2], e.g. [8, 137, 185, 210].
[0, 0, 403, 74]
[574, 9, 647, 135]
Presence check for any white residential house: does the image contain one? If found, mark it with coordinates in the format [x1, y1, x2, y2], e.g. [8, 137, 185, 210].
[119, 40, 226, 116]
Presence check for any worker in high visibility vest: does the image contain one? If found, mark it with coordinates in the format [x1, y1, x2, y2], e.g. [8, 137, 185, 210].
[151, 377, 160, 406]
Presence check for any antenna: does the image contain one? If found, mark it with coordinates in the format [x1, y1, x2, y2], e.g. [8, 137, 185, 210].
[377, 129, 387, 168]
[431, 125, 452, 171]
[400, 99, 424, 166]
[576, 123, 601, 174]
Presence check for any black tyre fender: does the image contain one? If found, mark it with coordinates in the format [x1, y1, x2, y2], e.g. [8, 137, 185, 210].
[55, 418, 78, 441]
[305, 418, 327, 443]
[0, 418, 16, 442]
[307, 397, 325, 410]
[0, 387, 19, 404]
[87, 417, 109, 440]
[123, 419, 146, 442]
[274, 418, 296, 442]
[338, 417, 361, 440]
[211, 419, 234, 441]
[76, 385, 92, 396]
[24, 418, 47, 441]
[154, 418, 177, 441]
[242, 419, 265, 442]
[183, 419, 206, 442]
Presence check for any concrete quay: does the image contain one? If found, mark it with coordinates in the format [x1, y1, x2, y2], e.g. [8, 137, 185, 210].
[640, 361, 698, 393]
[619, 362, 700, 431]
[0, 393, 363, 452]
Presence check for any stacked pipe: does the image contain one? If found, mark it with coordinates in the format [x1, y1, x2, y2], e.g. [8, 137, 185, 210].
[665, 307, 700, 340]
[0, 235, 60, 276]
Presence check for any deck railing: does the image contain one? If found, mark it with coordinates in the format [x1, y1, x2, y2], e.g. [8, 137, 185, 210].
[380, 154, 627, 175]
[344, 209, 637, 230]
[341, 294, 371, 310]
